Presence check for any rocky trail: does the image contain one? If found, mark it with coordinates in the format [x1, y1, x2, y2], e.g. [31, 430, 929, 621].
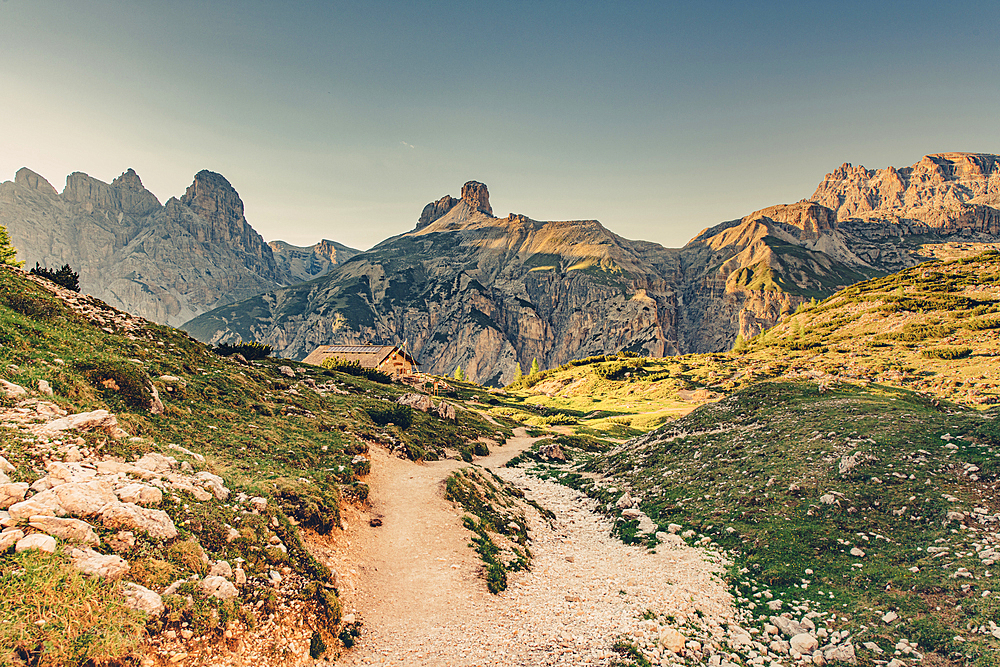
[312, 429, 746, 666]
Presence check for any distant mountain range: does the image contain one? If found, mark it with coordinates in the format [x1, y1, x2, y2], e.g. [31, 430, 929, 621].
[184, 153, 1000, 383]
[0, 168, 358, 326]
[3, 153, 998, 383]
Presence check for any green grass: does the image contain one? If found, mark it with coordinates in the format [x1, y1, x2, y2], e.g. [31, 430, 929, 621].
[0, 550, 145, 666]
[445, 467, 533, 593]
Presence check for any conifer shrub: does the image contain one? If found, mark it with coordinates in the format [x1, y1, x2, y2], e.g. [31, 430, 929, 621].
[921, 346, 972, 360]
[363, 402, 413, 429]
[214, 340, 272, 360]
[2, 291, 62, 320]
[29, 262, 80, 292]
[320, 357, 392, 384]
[74, 358, 153, 409]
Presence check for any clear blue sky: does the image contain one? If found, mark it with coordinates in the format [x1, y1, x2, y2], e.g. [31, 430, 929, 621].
[2, 1, 998, 250]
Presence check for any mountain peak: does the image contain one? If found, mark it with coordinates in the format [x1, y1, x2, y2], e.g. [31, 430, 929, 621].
[180, 170, 245, 227]
[14, 168, 57, 196]
[461, 181, 492, 216]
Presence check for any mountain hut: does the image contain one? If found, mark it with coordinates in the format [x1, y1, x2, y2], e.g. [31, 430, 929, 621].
[302, 344, 418, 376]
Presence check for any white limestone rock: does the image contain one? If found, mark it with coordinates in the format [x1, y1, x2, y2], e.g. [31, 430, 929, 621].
[122, 582, 164, 616]
[71, 547, 129, 579]
[29, 516, 99, 545]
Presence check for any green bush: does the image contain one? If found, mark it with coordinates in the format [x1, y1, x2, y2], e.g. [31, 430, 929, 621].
[364, 403, 413, 429]
[214, 340, 272, 360]
[74, 358, 153, 409]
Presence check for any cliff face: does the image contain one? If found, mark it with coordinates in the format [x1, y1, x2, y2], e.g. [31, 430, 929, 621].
[0, 168, 355, 326]
[268, 239, 361, 284]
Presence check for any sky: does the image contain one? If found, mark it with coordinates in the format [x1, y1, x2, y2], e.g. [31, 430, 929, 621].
[2, 1, 999, 251]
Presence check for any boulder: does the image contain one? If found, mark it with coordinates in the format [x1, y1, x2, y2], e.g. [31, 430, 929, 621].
[8, 480, 117, 521]
[659, 628, 685, 653]
[278, 366, 295, 378]
[539, 441, 566, 461]
[44, 461, 98, 486]
[194, 472, 229, 500]
[29, 516, 99, 545]
[397, 393, 433, 412]
[71, 547, 129, 579]
[790, 633, 819, 655]
[616, 492, 635, 510]
[0, 529, 25, 551]
[771, 616, 808, 638]
[0, 456, 14, 473]
[134, 452, 176, 474]
[200, 575, 238, 600]
[15, 533, 56, 553]
[208, 560, 233, 578]
[825, 643, 857, 665]
[0, 379, 27, 398]
[0, 482, 29, 509]
[435, 401, 457, 421]
[39, 409, 118, 434]
[622, 508, 642, 520]
[100, 502, 178, 539]
[37, 379, 54, 397]
[116, 483, 162, 506]
[122, 582, 164, 616]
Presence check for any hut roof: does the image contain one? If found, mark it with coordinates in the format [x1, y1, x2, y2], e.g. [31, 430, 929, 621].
[302, 344, 417, 369]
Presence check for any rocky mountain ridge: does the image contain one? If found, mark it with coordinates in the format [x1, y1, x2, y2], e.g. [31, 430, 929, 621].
[0, 168, 358, 326]
[186, 153, 1000, 382]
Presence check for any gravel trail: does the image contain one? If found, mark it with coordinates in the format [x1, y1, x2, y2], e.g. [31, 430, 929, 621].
[315, 429, 740, 666]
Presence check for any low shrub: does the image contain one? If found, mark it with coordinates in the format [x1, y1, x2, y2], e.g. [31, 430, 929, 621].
[320, 357, 392, 384]
[921, 346, 972, 360]
[364, 403, 413, 429]
[74, 358, 153, 409]
[214, 340, 272, 360]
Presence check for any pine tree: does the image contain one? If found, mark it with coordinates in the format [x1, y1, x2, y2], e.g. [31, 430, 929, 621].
[453, 365, 465, 382]
[731, 333, 747, 354]
[0, 225, 22, 267]
[512, 363, 523, 382]
[529, 358, 540, 376]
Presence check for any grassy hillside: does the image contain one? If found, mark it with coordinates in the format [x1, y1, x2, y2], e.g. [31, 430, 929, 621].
[0, 266, 506, 665]
[492, 252, 1000, 665]
[493, 251, 1000, 444]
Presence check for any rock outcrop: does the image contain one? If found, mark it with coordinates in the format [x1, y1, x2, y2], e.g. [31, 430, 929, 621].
[0, 168, 355, 326]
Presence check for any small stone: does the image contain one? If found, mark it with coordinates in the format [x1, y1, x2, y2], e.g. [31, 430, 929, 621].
[37, 380, 54, 396]
[667, 523, 682, 534]
[882, 611, 898, 624]
[209, 560, 233, 578]
[278, 366, 295, 378]
[850, 547, 865, 557]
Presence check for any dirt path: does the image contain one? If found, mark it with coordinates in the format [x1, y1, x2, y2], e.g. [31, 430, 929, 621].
[311, 429, 743, 667]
